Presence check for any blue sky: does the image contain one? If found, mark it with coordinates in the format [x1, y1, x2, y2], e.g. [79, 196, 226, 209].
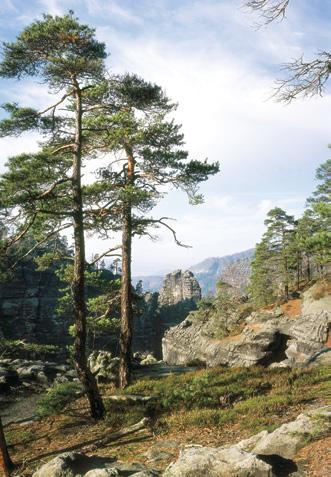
[0, 0, 330, 275]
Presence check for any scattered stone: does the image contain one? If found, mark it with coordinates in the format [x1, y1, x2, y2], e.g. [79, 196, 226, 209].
[88, 351, 119, 384]
[140, 354, 158, 366]
[84, 470, 120, 477]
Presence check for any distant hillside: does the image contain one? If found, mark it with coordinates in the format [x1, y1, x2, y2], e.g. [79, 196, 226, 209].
[189, 249, 255, 295]
[133, 248, 255, 295]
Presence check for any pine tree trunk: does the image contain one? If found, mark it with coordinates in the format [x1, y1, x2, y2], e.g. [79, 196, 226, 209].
[296, 252, 300, 290]
[307, 255, 311, 282]
[72, 83, 105, 419]
[119, 147, 134, 389]
[0, 417, 14, 476]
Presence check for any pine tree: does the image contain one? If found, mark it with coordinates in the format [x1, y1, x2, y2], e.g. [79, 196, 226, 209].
[249, 238, 276, 305]
[249, 207, 296, 304]
[305, 159, 331, 270]
[0, 12, 107, 419]
[83, 74, 219, 387]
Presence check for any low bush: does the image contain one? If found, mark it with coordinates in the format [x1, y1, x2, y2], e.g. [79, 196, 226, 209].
[0, 339, 60, 360]
[36, 382, 82, 417]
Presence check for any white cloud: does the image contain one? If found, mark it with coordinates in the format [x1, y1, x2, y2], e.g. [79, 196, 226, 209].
[84, 0, 141, 24]
[37, 0, 63, 15]
[0, 0, 18, 15]
[0, 0, 329, 275]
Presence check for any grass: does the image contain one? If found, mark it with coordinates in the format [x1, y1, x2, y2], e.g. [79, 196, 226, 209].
[6, 364, 331, 476]
[0, 339, 60, 360]
[101, 364, 331, 434]
[36, 381, 82, 417]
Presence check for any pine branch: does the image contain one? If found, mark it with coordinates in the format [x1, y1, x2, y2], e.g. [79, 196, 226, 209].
[89, 246, 122, 266]
[10, 223, 72, 269]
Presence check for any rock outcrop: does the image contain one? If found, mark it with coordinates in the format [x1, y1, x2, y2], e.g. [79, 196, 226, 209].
[158, 270, 201, 307]
[163, 282, 331, 368]
[0, 262, 70, 345]
[32, 452, 160, 477]
[133, 270, 201, 357]
[164, 406, 331, 476]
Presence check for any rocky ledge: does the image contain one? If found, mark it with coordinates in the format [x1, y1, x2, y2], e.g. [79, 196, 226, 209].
[162, 282, 331, 368]
[165, 406, 331, 476]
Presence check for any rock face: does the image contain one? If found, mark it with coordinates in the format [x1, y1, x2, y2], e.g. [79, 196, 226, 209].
[163, 282, 331, 368]
[218, 257, 252, 294]
[133, 292, 159, 353]
[189, 249, 255, 295]
[158, 270, 201, 307]
[164, 406, 331, 476]
[133, 270, 201, 357]
[0, 262, 69, 345]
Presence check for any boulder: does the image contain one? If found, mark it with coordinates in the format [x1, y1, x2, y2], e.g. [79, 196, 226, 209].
[140, 354, 158, 366]
[250, 407, 331, 459]
[84, 470, 120, 477]
[285, 311, 330, 365]
[165, 406, 331, 477]
[32, 453, 116, 477]
[88, 351, 119, 384]
[164, 446, 273, 477]
[32, 452, 84, 477]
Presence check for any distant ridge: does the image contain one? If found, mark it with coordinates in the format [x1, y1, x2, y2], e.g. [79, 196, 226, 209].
[189, 249, 255, 295]
[133, 248, 255, 295]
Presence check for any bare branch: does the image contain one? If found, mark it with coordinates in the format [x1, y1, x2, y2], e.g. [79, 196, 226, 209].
[6, 214, 37, 249]
[245, 0, 289, 25]
[273, 52, 331, 102]
[51, 143, 75, 155]
[144, 217, 192, 248]
[35, 177, 72, 200]
[89, 246, 122, 266]
[36, 91, 73, 117]
[10, 223, 72, 269]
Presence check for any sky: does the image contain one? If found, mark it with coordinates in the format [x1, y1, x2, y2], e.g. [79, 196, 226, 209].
[0, 0, 330, 275]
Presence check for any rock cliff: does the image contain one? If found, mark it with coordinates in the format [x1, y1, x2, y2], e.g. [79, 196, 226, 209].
[133, 270, 201, 356]
[0, 261, 69, 345]
[162, 281, 331, 368]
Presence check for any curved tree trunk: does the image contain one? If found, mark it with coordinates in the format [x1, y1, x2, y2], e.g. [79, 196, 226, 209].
[0, 417, 14, 476]
[119, 146, 134, 389]
[72, 83, 105, 419]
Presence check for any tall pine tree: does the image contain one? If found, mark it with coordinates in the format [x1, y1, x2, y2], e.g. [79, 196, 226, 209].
[0, 12, 107, 419]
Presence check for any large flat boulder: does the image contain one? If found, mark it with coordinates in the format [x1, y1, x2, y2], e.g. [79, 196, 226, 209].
[165, 406, 331, 477]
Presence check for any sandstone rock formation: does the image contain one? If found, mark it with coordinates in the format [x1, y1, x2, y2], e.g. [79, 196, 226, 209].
[164, 406, 331, 476]
[158, 270, 201, 306]
[133, 270, 201, 356]
[0, 262, 69, 345]
[162, 282, 331, 368]
[32, 452, 160, 477]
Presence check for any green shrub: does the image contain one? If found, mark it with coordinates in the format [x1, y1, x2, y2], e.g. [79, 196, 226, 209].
[36, 382, 82, 417]
[0, 339, 60, 360]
